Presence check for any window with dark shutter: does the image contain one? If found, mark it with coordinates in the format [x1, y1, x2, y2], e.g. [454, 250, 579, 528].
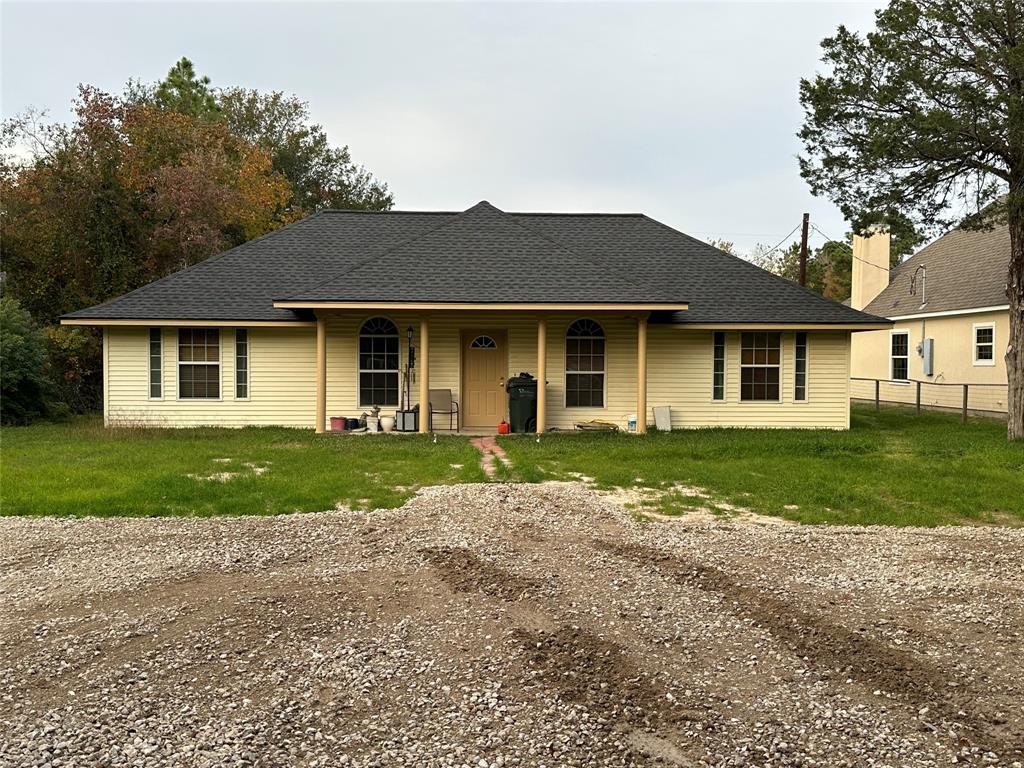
[235, 329, 249, 399]
[794, 332, 807, 401]
[149, 328, 162, 399]
[712, 331, 725, 401]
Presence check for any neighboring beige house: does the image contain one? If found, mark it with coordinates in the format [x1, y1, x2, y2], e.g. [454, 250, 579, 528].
[849, 224, 1010, 414]
[63, 201, 889, 433]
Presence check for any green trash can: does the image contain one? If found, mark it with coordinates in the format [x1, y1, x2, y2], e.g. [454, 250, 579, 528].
[506, 373, 538, 433]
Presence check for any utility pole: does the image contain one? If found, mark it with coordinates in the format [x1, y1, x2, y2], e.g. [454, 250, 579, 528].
[798, 213, 810, 287]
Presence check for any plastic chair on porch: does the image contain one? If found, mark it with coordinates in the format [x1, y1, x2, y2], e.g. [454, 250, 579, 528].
[428, 389, 460, 432]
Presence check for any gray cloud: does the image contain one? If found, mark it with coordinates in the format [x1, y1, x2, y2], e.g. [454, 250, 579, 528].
[2, 1, 883, 252]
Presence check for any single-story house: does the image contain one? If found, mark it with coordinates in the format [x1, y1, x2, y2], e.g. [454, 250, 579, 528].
[62, 201, 889, 432]
[849, 223, 1010, 414]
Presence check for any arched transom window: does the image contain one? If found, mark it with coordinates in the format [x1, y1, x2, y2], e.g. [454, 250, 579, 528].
[565, 319, 605, 408]
[359, 317, 399, 406]
[470, 335, 497, 349]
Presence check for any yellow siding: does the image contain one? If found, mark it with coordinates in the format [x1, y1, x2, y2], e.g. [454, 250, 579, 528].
[648, 329, 851, 430]
[850, 310, 1009, 413]
[105, 316, 852, 429]
[106, 327, 316, 427]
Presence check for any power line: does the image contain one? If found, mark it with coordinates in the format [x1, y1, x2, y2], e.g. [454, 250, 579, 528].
[809, 223, 890, 273]
[809, 222, 850, 249]
[755, 222, 804, 261]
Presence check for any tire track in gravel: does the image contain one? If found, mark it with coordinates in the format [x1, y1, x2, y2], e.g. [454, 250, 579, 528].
[421, 545, 720, 766]
[596, 539, 1023, 761]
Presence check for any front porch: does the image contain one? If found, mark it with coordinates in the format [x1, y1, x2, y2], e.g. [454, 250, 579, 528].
[308, 310, 653, 436]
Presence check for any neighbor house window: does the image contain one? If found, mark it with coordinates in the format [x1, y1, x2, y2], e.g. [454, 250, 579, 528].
[178, 328, 220, 399]
[890, 330, 909, 382]
[740, 332, 781, 401]
[794, 332, 807, 401]
[973, 323, 995, 366]
[149, 328, 162, 399]
[565, 319, 605, 407]
[235, 329, 249, 399]
[712, 331, 725, 401]
[359, 317, 399, 406]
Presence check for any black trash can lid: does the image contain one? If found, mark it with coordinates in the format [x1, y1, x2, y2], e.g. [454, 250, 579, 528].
[506, 372, 537, 391]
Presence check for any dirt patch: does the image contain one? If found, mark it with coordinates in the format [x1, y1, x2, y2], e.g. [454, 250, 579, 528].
[597, 539, 1023, 759]
[513, 624, 715, 729]
[581, 481, 793, 525]
[421, 545, 539, 600]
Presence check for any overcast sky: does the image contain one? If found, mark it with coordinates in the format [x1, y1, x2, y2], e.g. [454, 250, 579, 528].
[2, 1, 883, 253]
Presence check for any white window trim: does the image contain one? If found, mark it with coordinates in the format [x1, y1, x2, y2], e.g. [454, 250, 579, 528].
[794, 332, 808, 403]
[889, 329, 910, 384]
[972, 322, 996, 367]
[739, 331, 783, 403]
[235, 329, 250, 400]
[357, 317, 400, 408]
[564, 319, 607, 409]
[711, 331, 726, 402]
[148, 327, 163, 401]
[176, 328, 223, 401]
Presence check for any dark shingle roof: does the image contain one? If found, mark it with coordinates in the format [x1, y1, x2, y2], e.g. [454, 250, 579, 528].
[864, 224, 1009, 317]
[282, 202, 679, 304]
[64, 200, 887, 325]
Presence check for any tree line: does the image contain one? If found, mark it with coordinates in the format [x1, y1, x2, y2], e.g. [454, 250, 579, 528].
[1, 58, 392, 423]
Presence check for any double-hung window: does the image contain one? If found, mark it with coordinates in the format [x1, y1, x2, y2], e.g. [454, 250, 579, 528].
[973, 323, 995, 366]
[890, 330, 909, 382]
[740, 332, 781, 401]
[235, 329, 249, 399]
[359, 317, 399, 406]
[712, 331, 725, 401]
[794, 332, 808, 401]
[178, 329, 221, 399]
[149, 328, 162, 399]
[565, 319, 606, 407]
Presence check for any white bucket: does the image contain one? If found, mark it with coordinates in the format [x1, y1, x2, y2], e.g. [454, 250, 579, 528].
[626, 414, 637, 432]
[366, 416, 380, 433]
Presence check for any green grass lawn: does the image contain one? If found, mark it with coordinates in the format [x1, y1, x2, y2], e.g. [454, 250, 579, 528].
[497, 405, 1024, 526]
[3, 406, 1022, 524]
[1, 418, 485, 517]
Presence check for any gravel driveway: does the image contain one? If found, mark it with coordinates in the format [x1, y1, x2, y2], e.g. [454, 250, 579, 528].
[2, 483, 1022, 767]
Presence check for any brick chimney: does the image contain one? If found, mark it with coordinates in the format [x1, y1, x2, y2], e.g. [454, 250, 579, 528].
[850, 230, 891, 310]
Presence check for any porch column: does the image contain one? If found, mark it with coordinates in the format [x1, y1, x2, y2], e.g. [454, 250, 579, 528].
[315, 316, 327, 433]
[636, 314, 648, 434]
[536, 317, 547, 434]
[418, 317, 430, 433]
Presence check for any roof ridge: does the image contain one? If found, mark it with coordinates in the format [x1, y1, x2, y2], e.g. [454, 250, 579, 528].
[275, 202, 496, 301]
[282, 201, 679, 304]
[320, 208, 457, 215]
[509, 211, 645, 218]
[319, 208, 648, 218]
[499, 209, 679, 303]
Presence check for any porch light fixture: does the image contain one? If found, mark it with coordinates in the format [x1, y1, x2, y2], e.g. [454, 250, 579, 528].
[406, 326, 414, 342]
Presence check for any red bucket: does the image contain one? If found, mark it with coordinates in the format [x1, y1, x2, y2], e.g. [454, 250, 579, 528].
[330, 416, 346, 432]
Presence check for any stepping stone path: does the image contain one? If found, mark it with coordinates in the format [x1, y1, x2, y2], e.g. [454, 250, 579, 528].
[470, 436, 512, 478]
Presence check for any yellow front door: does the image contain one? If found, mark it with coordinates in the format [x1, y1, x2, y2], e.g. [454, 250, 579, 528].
[461, 330, 508, 428]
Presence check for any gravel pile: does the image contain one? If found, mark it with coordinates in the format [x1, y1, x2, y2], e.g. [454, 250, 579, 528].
[2, 482, 1022, 767]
